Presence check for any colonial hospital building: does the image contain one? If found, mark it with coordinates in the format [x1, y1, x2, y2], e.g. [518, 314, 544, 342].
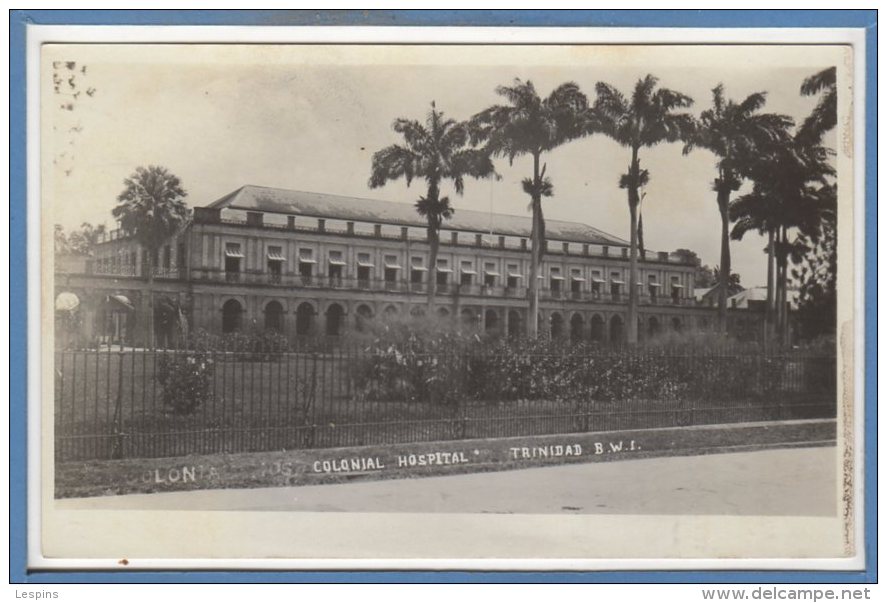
[55, 185, 760, 346]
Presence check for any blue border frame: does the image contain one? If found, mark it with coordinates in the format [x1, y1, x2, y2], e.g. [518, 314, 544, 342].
[9, 9, 877, 584]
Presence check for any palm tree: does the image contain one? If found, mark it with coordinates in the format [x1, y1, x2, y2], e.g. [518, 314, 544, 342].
[112, 165, 189, 347]
[593, 75, 694, 344]
[683, 84, 792, 333]
[729, 184, 780, 337]
[730, 136, 835, 343]
[798, 67, 837, 144]
[369, 102, 496, 310]
[469, 79, 589, 337]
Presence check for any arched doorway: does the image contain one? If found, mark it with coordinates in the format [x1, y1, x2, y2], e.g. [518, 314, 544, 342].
[101, 294, 135, 346]
[410, 306, 426, 318]
[648, 316, 661, 338]
[355, 304, 373, 332]
[570, 313, 584, 343]
[55, 292, 81, 349]
[671, 317, 683, 333]
[264, 301, 284, 332]
[550, 312, 564, 339]
[436, 307, 450, 319]
[609, 315, 624, 344]
[295, 302, 315, 336]
[460, 308, 477, 328]
[384, 305, 399, 319]
[154, 296, 178, 348]
[507, 309, 523, 338]
[590, 314, 605, 342]
[484, 309, 499, 334]
[221, 299, 243, 334]
[326, 303, 345, 336]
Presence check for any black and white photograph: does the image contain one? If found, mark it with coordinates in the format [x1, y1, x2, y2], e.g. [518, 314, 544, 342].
[37, 37, 859, 565]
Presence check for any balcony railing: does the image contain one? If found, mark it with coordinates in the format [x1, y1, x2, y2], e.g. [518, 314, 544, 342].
[87, 264, 183, 279]
[193, 215, 695, 266]
[90, 266, 696, 305]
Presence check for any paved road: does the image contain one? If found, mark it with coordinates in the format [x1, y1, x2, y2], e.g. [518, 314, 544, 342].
[58, 446, 837, 516]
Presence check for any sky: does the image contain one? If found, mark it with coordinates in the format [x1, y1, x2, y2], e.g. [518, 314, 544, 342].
[43, 44, 842, 287]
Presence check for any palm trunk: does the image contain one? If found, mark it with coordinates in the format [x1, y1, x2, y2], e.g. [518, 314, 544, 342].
[775, 226, 788, 346]
[782, 227, 793, 346]
[427, 226, 439, 310]
[717, 186, 731, 334]
[765, 227, 776, 341]
[424, 180, 441, 311]
[527, 152, 542, 339]
[144, 251, 155, 349]
[626, 148, 640, 345]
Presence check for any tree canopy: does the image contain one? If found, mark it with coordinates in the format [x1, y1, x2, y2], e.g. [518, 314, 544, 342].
[112, 165, 190, 256]
[797, 66, 837, 144]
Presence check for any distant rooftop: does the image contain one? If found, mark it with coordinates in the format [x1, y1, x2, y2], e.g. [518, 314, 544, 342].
[207, 185, 630, 247]
[728, 286, 799, 310]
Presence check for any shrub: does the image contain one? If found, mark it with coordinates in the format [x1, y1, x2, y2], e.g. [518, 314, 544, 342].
[347, 312, 485, 405]
[157, 351, 215, 415]
[345, 318, 834, 407]
[188, 328, 289, 360]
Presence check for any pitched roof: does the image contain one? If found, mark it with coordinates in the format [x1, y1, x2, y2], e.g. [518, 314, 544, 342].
[694, 286, 716, 301]
[728, 286, 769, 305]
[207, 185, 629, 247]
[727, 286, 799, 310]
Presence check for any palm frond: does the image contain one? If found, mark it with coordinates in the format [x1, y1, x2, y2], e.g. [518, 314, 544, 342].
[797, 87, 837, 144]
[522, 176, 554, 199]
[369, 144, 418, 189]
[800, 67, 836, 97]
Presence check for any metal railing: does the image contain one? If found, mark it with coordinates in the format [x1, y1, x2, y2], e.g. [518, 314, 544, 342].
[181, 269, 697, 305]
[54, 342, 836, 462]
[197, 216, 694, 266]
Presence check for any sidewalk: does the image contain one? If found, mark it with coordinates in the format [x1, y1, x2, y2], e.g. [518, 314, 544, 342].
[57, 445, 837, 516]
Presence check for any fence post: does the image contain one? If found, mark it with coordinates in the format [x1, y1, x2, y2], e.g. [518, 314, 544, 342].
[307, 350, 318, 448]
[111, 350, 125, 459]
[455, 352, 468, 440]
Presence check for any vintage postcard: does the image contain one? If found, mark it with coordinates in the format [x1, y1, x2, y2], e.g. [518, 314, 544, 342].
[31, 26, 864, 569]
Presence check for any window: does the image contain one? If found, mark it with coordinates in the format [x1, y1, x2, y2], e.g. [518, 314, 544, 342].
[671, 275, 682, 303]
[356, 252, 373, 285]
[570, 268, 584, 295]
[610, 271, 623, 298]
[163, 245, 171, 270]
[224, 243, 243, 282]
[384, 254, 401, 286]
[267, 245, 285, 283]
[460, 260, 476, 286]
[506, 264, 521, 289]
[648, 274, 661, 301]
[328, 250, 345, 280]
[591, 270, 603, 295]
[436, 258, 451, 287]
[298, 248, 315, 279]
[483, 262, 499, 287]
[410, 257, 426, 284]
[550, 267, 564, 293]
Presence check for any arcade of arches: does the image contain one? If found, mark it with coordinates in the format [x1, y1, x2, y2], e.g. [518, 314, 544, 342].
[214, 298, 696, 343]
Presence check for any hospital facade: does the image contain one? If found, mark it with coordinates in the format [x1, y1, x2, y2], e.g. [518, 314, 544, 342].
[54, 185, 763, 347]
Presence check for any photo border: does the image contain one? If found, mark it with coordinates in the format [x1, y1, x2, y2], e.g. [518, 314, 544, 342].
[9, 8, 878, 583]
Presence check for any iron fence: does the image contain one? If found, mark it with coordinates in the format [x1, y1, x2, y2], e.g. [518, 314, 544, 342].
[53, 341, 837, 462]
